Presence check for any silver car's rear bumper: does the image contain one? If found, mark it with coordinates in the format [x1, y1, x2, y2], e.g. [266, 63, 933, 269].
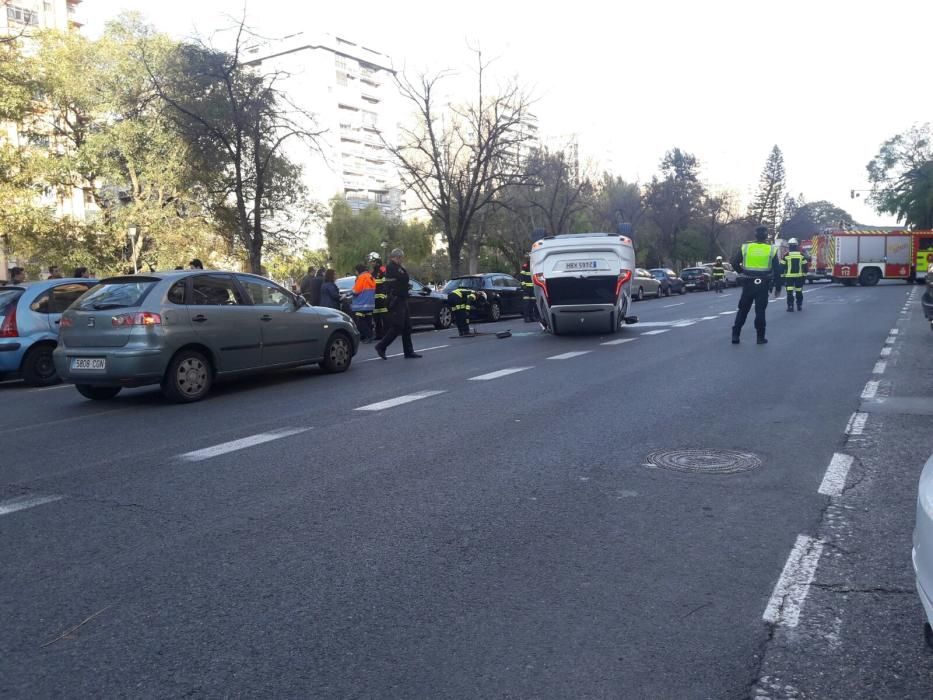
[53, 346, 165, 387]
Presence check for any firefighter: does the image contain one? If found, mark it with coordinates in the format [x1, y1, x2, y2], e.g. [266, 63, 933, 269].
[448, 285, 478, 336]
[781, 238, 809, 312]
[520, 257, 536, 322]
[730, 225, 781, 345]
[370, 252, 387, 340]
[711, 256, 726, 293]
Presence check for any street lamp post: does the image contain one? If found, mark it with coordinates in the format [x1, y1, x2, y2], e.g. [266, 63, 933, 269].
[127, 226, 139, 274]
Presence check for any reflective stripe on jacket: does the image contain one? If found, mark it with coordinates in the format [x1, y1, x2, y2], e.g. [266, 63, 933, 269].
[782, 251, 806, 278]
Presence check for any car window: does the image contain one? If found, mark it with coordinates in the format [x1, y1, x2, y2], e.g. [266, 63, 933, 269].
[190, 275, 242, 306]
[443, 278, 474, 292]
[75, 278, 157, 310]
[237, 276, 291, 307]
[0, 288, 23, 314]
[166, 281, 186, 305]
[649, 270, 663, 279]
[44, 283, 92, 313]
[409, 278, 424, 293]
[336, 277, 355, 291]
[502, 275, 520, 287]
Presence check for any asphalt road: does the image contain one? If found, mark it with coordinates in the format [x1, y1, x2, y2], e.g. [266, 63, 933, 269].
[2, 281, 931, 698]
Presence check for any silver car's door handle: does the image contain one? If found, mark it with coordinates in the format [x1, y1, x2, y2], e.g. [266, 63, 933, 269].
[192, 314, 208, 323]
[260, 315, 273, 321]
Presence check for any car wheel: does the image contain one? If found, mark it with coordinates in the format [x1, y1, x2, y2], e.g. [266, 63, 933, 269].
[320, 332, 352, 373]
[488, 301, 501, 322]
[434, 304, 452, 330]
[664, 285, 671, 297]
[679, 286, 686, 295]
[635, 287, 644, 301]
[162, 349, 212, 403]
[21, 344, 60, 387]
[75, 384, 121, 401]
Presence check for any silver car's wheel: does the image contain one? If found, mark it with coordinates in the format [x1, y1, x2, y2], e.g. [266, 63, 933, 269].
[635, 287, 644, 301]
[321, 333, 352, 373]
[162, 350, 212, 403]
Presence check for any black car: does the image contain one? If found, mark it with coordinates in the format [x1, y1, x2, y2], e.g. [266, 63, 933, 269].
[680, 267, 712, 292]
[337, 275, 452, 330]
[442, 273, 525, 321]
[649, 268, 685, 296]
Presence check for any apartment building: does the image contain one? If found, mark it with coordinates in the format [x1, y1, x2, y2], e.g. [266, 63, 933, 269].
[245, 32, 403, 246]
[2, 0, 82, 32]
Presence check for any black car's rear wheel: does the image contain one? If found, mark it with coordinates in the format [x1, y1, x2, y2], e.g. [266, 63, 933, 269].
[21, 344, 60, 387]
[76, 384, 121, 401]
[320, 332, 352, 373]
[162, 349, 212, 403]
[488, 301, 501, 322]
[434, 304, 452, 330]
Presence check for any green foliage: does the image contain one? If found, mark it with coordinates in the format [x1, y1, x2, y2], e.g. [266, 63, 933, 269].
[782, 199, 856, 238]
[867, 124, 933, 229]
[748, 145, 787, 235]
[644, 148, 706, 266]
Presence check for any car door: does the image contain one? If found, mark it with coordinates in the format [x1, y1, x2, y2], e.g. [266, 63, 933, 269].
[407, 278, 431, 322]
[188, 274, 263, 372]
[498, 275, 523, 313]
[236, 275, 320, 366]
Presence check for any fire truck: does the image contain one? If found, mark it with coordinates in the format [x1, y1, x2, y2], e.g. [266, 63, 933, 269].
[817, 229, 933, 286]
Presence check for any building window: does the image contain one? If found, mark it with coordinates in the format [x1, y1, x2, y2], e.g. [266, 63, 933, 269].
[44, 1, 53, 12]
[335, 56, 349, 71]
[336, 71, 347, 87]
[362, 111, 378, 128]
[7, 5, 39, 25]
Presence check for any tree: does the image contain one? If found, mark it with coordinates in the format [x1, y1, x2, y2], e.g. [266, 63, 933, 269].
[522, 145, 593, 235]
[867, 123, 933, 229]
[695, 191, 742, 260]
[781, 199, 856, 238]
[748, 145, 787, 236]
[643, 148, 706, 266]
[144, 16, 321, 274]
[590, 173, 645, 234]
[389, 51, 536, 276]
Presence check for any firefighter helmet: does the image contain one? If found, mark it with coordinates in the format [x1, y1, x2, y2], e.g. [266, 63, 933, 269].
[788, 238, 799, 246]
[367, 251, 380, 262]
[716, 255, 723, 261]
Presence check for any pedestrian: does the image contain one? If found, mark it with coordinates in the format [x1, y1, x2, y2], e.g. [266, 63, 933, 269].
[298, 266, 316, 303]
[520, 256, 537, 322]
[711, 256, 726, 293]
[73, 267, 90, 278]
[448, 284, 478, 336]
[189, 258, 204, 270]
[319, 269, 341, 309]
[47, 265, 62, 279]
[781, 238, 809, 312]
[371, 253, 388, 339]
[351, 263, 376, 342]
[375, 248, 421, 360]
[4, 267, 26, 285]
[731, 226, 781, 345]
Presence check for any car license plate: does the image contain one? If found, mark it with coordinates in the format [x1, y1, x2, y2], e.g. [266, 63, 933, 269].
[71, 358, 106, 371]
[564, 260, 599, 271]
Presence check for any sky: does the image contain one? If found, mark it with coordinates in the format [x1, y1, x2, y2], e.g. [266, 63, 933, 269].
[81, 0, 933, 226]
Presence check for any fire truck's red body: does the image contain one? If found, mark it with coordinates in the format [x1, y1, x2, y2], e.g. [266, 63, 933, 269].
[806, 229, 933, 286]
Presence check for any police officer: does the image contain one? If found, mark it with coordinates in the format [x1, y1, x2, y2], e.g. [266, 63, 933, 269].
[375, 248, 421, 360]
[711, 256, 726, 293]
[781, 238, 809, 312]
[370, 253, 387, 340]
[448, 285, 477, 336]
[520, 257, 536, 322]
[731, 225, 781, 345]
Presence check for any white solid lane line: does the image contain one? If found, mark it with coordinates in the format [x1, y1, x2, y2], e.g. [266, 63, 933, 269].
[763, 535, 825, 628]
[663, 302, 684, 308]
[818, 453, 855, 496]
[873, 361, 887, 375]
[355, 390, 446, 412]
[179, 428, 311, 462]
[0, 494, 63, 517]
[641, 330, 670, 336]
[547, 351, 592, 360]
[845, 412, 868, 436]
[861, 381, 880, 399]
[469, 367, 533, 381]
[601, 338, 637, 346]
[360, 345, 449, 362]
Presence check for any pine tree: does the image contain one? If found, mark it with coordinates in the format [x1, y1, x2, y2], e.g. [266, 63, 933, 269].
[749, 145, 786, 237]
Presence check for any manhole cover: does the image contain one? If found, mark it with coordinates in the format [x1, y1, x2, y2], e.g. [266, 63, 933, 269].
[645, 449, 761, 474]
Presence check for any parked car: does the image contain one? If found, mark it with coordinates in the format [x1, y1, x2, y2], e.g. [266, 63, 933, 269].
[680, 267, 712, 292]
[53, 271, 359, 403]
[442, 273, 524, 321]
[337, 275, 451, 330]
[923, 272, 933, 331]
[914, 452, 933, 647]
[0, 278, 97, 386]
[649, 268, 685, 296]
[702, 262, 739, 287]
[631, 268, 662, 300]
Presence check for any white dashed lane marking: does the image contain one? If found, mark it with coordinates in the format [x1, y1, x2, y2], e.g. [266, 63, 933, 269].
[0, 494, 63, 517]
[861, 381, 880, 399]
[880, 347, 892, 357]
[885, 336, 896, 345]
[360, 345, 449, 363]
[873, 361, 887, 375]
[890, 329, 899, 335]
[601, 338, 637, 346]
[355, 390, 446, 412]
[469, 367, 533, 381]
[763, 535, 825, 628]
[719, 311, 734, 316]
[845, 412, 868, 436]
[663, 302, 684, 308]
[179, 428, 311, 462]
[547, 351, 592, 360]
[818, 453, 855, 496]
[641, 330, 670, 336]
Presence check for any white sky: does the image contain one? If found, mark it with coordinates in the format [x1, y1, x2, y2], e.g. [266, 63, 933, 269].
[82, 0, 933, 226]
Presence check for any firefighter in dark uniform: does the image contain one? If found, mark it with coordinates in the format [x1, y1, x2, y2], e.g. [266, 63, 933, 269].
[375, 248, 421, 360]
[731, 225, 781, 345]
[711, 256, 726, 293]
[448, 285, 477, 336]
[520, 258, 536, 322]
[371, 253, 387, 340]
[781, 238, 809, 312]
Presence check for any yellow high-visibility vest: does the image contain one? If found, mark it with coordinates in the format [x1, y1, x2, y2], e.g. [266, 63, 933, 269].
[742, 242, 775, 273]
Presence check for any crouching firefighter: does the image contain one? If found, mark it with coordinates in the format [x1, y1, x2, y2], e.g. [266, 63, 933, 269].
[781, 238, 809, 312]
[448, 286, 478, 336]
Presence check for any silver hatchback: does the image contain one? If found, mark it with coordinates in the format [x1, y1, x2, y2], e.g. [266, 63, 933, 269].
[54, 271, 360, 403]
